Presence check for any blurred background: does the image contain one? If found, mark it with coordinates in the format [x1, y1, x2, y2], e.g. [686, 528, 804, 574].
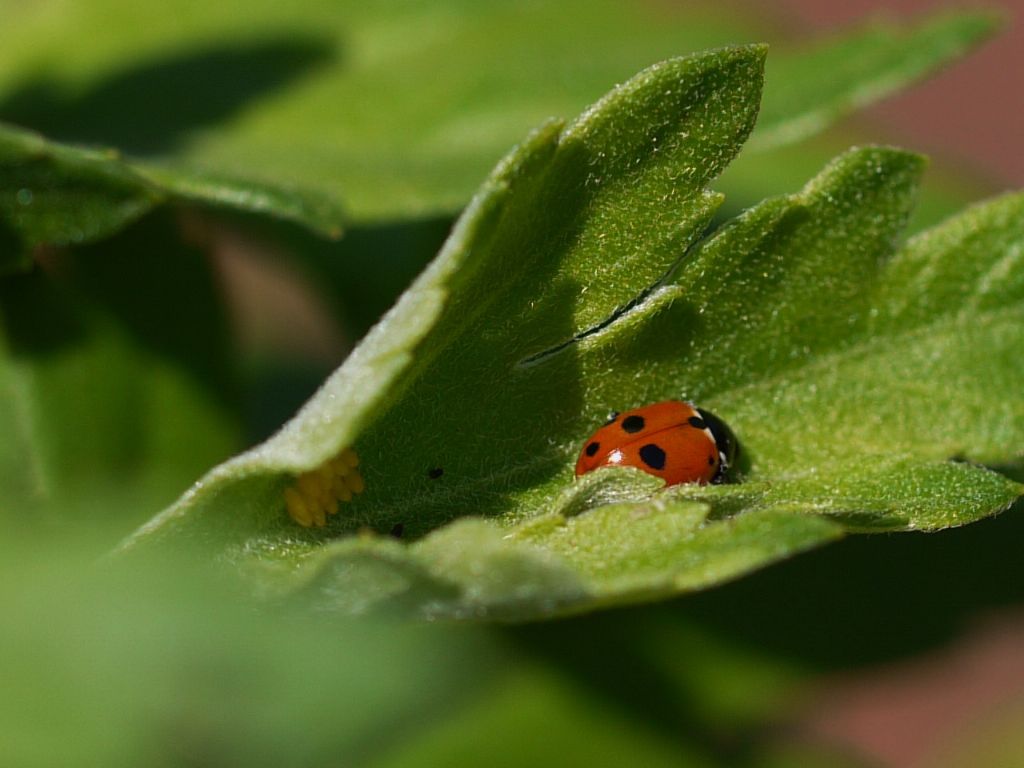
[769, 0, 1024, 189]
[1, 1, 1023, 766]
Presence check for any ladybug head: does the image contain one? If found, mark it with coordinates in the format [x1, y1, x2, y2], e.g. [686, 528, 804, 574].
[695, 407, 739, 480]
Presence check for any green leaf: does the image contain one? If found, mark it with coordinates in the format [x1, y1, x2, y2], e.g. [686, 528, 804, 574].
[716, 129, 995, 237]
[123, 48, 1024, 621]
[167, 7, 1001, 221]
[0, 122, 343, 273]
[0, 2, 995, 221]
[122, 44, 765, 543]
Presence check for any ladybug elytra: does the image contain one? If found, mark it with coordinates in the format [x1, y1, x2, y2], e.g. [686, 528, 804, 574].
[575, 400, 738, 485]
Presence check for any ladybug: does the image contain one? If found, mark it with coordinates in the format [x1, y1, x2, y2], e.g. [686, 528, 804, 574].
[575, 400, 738, 485]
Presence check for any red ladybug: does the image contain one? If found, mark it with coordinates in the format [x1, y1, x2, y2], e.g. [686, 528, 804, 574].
[575, 400, 738, 485]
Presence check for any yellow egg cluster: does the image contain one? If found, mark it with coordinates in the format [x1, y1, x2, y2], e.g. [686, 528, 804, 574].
[284, 448, 364, 527]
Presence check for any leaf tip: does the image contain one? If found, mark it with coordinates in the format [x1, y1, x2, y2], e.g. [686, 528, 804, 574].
[800, 144, 928, 202]
[745, 41, 769, 62]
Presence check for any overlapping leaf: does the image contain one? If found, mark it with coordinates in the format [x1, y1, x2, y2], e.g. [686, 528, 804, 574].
[122, 44, 1024, 620]
[2, 532, 888, 768]
[0, 2, 995, 222]
[0, 122, 343, 273]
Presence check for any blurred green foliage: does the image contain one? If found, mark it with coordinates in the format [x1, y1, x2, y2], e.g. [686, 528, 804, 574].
[1, 2, 1021, 766]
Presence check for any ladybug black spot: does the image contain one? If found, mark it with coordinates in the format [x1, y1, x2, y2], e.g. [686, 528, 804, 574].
[585, 441, 600, 457]
[707, 455, 715, 466]
[622, 415, 646, 433]
[688, 416, 706, 429]
[639, 443, 666, 470]
[428, 467, 444, 479]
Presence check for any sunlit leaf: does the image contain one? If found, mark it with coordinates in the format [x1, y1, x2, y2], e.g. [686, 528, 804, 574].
[124, 45, 1024, 620]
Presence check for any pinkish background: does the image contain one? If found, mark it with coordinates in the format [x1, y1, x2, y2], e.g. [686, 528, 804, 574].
[767, 0, 1024, 189]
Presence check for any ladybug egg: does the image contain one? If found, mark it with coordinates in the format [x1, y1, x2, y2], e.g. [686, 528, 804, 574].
[284, 447, 365, 527]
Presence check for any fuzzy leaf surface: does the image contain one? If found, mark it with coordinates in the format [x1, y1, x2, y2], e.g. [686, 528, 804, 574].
[124, 49, 1024, 620]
